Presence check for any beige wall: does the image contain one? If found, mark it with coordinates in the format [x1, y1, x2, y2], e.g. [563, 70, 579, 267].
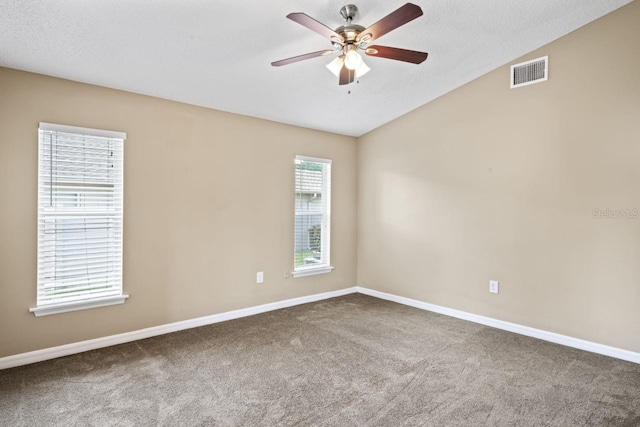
[357, 1, 640, 353]
[0, 68, 357, 358]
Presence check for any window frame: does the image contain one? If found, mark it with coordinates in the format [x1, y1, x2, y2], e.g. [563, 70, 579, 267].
[30, 122, 128, 317]
[293, 155, 334, 278]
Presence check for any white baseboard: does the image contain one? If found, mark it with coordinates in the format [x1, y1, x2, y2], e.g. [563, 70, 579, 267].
[356, 286, 640, 365]
[4, 285, 638, 370]
[0, 287, 358, 370]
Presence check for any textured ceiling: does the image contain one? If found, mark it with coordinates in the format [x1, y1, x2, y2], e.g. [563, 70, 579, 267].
[0, 0, 632, 136]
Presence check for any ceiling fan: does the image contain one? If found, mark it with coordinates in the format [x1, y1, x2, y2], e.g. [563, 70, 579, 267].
[271, 3, 428, 86]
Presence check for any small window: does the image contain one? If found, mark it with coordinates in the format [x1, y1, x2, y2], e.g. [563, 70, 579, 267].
[30, 123, 128, 316]
[293, 155, 334, 278]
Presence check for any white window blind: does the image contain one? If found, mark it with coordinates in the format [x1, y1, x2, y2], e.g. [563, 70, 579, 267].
[33, 123, 126, 316]
[294, 155, 333, 277]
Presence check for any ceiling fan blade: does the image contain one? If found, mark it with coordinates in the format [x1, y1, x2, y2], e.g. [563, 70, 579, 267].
[287, 13, 344, 43]
[339, 64, 355, 85]
[271, 49, 335, 67]
[357, 3, 423, 43]
[364, 46, 428, 64]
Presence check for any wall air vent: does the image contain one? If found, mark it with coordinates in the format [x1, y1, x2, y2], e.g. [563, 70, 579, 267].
[510, 56, 548, 88]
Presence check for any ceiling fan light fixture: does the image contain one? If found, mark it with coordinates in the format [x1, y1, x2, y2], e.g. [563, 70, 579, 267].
[326, 56, 344, 77]
[355, 61, 370, 78]
[327, 55, 370, 80]
[344, 47, 363, 70]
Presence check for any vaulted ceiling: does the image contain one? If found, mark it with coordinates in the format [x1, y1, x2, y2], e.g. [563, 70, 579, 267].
[0, 0, 632, 136]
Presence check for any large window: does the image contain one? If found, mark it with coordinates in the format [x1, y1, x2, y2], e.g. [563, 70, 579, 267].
[30, 123, 127, 316]
[293, 155, 333, 278]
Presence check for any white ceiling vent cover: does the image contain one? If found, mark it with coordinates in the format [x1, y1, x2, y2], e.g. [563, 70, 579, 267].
[511, 56, 548, 88]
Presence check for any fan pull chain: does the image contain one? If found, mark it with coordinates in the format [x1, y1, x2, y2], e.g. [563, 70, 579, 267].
[348, 79, 362, 95]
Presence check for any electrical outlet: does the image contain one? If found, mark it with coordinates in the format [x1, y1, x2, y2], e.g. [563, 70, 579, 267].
[284, 269, 291, 279]
[257, 272, 264, 284]
[489, 280, 499, 294]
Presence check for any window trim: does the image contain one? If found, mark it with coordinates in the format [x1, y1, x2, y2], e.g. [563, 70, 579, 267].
[29, 295, 129, 317]
[293, 155, 333, 278]
[292, 266, 335, 278]
[39, 122, 127, 140]
[31, 122, 128, 316]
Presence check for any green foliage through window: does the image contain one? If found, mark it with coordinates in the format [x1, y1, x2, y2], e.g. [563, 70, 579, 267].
[295, 161, 322, 171]
[309, 224, 322, 252]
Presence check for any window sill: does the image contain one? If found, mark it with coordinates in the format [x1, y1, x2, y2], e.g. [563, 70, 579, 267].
[292, 266, 334, 278]
[29, 295, 129, 317]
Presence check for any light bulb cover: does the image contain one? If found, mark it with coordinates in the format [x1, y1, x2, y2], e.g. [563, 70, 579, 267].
[344, 50, 362, 70]
[326, 56, 344, 77]
[355, 61, 370, 78]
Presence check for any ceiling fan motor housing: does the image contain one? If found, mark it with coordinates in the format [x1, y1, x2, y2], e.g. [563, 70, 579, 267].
[338, 5, 367, 44]
[335, 24, 365, 43]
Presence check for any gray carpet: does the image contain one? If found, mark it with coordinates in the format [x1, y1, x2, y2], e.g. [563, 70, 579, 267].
[1, 294, 639, 426]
